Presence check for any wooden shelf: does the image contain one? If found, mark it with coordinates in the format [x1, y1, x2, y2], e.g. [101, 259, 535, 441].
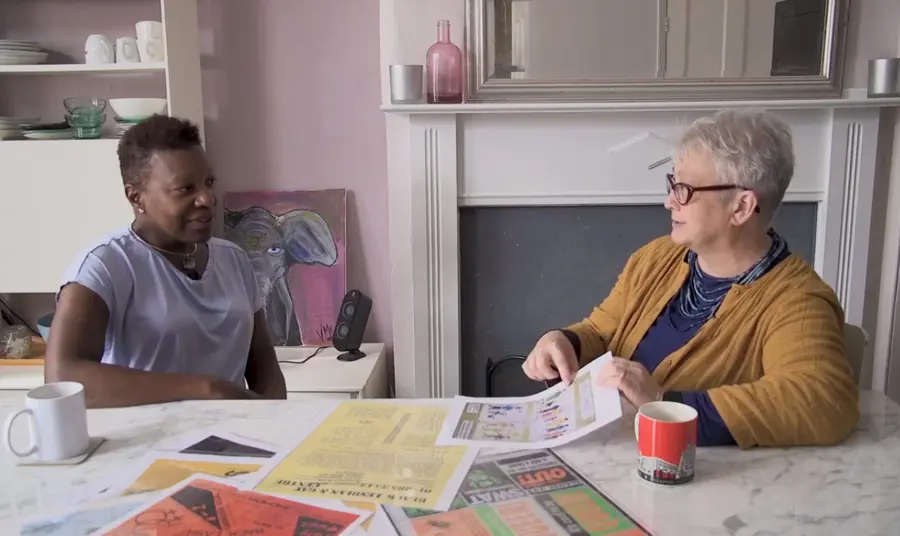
[0, 138, 121, 147]
[0, 62, 165, 75]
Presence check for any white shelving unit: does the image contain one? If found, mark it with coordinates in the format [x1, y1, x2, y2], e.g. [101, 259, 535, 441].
[0, 62, 166, 75]
[0, 0, 204, 293]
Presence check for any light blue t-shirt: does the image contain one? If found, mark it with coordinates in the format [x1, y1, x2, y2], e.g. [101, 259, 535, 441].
[58, 227, 264, 385]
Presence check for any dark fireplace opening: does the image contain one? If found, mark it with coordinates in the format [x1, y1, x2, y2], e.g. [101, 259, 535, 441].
[459, 203, 818, 397]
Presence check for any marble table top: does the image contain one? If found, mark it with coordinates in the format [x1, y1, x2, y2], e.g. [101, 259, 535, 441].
[1, 391, 898, 535]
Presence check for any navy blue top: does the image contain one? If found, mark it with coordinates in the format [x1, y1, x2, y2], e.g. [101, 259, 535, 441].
[631, 295, 736, 447]
[633, 240, 788, 447]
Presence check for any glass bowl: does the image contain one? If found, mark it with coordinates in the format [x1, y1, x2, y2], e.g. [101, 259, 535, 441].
[63, 97, 108, 115]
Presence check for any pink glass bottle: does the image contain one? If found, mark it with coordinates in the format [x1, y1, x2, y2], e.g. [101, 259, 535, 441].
[426, 20, 463, 104]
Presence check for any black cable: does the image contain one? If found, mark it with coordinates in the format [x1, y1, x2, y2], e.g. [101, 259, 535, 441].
[485, 354, 528, 397]
[0, 295, 40, 336]
[278, 345, 329, 364]
[486, 354, 528, 377]
[485, 354, 560, 397]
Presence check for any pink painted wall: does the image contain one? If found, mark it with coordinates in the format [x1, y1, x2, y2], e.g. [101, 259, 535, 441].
[197, 0, 390, 344]
[0, 0, 391, 347]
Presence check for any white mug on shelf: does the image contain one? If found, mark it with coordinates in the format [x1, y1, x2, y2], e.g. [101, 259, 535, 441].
[3, 381, 90, 462]
[116, 36, 141, 63]
[135, 21, 165, 62]
[85, 34, 115, 64]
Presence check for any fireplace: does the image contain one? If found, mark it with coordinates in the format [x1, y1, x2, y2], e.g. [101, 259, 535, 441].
[382, 103, 888, 399]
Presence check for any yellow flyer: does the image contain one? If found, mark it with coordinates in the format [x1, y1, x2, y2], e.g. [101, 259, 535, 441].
[249, 400, 478, 511]
[343, 501, 378, 531]
[100, 453, 266, 497]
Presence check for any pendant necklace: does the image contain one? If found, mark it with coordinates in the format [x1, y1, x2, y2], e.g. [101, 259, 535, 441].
[148, 241, 198, 270]
[130, 225, 199, 272]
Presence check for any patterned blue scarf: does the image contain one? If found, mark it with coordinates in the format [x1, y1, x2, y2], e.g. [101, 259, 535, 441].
[674, 229, 789, 329]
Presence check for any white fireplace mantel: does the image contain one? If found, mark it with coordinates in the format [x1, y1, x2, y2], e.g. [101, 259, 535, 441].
[383, 98, 900, 399]
[381, 96, 900, 114]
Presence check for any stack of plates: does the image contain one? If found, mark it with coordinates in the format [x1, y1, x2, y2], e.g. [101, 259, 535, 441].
[0, 117, 39, 140]
[0, 40, 48, 65]
[22, 121, 73, 140]
[23, 129, 73, 140]
[113, 116, 142, 138]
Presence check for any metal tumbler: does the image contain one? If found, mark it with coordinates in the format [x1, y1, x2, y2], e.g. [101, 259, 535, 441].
[389, 64, 424, 104]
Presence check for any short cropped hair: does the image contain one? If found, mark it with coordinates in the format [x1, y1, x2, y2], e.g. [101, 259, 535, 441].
[117, 114, 203, 187]
[677, 109, 794, 219]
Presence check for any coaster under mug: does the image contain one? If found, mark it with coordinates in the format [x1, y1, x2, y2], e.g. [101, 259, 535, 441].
[4, 381, 91, 462]
[634, 401, 697, 485]
[15, 436, 106, 466]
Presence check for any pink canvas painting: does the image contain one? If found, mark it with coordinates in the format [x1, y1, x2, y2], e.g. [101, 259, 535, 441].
[223, 189, 347, 347]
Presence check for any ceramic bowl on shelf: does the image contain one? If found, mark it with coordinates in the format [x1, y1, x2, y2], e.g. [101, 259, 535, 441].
[36, 313, 53, 343]
[108, 98, 167, 121]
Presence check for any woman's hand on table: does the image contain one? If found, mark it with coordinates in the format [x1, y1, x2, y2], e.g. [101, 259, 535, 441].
[523, 330, 580, 384]
[597, 357, 662, 408]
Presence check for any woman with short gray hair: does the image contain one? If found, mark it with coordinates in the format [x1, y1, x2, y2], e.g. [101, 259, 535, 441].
[524, 109, 859, 449]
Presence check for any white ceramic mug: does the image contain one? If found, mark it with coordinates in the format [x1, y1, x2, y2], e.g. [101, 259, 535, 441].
[135, 20, 163, 42]
[3, 382, 90, 462]
[85, 34, 114, 64]
[135, 21, 165, 62]
[116, 36, 140, 63]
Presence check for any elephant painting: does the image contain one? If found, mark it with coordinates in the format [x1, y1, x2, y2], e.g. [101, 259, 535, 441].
[224, 205, 339, 346]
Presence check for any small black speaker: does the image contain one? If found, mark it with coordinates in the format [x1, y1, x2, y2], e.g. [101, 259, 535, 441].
[332, 289, 372, 362]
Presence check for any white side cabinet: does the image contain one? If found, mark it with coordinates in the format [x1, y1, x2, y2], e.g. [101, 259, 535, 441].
[0, 344, 390, 400]
[277, 344, 389, 400]
[0, 366, 42, 392]
[0, 0, 204, 293]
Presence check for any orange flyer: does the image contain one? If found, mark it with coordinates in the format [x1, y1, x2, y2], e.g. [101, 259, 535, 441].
[95, 475, 367, 536]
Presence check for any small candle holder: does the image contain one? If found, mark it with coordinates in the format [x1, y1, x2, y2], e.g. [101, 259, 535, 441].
[389, 64, 424, 104]
[868, 58, 900, 98]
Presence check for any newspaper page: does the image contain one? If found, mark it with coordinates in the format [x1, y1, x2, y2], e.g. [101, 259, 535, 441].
[93, 475, 370, 536]
[437, 353, 622, 449]
[246, 399, 479, 511]
[384, 449, 650, 536]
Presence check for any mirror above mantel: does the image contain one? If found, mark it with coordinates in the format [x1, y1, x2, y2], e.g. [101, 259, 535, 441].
[466, 0, 850, 102]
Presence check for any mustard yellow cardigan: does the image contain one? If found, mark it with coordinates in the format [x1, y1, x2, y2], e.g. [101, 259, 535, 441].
[567, 236, 860, 448]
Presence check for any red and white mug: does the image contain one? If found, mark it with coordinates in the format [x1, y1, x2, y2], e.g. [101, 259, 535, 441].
[634, 401, 698, 485]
